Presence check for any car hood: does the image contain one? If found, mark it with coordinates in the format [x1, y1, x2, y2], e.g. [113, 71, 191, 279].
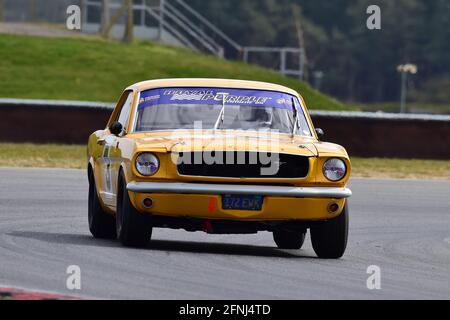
[314, 141, 349, 158]
[131, 131, 319, 157]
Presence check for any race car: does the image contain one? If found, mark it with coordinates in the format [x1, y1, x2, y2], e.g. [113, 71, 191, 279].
[87, 79, 352, 259]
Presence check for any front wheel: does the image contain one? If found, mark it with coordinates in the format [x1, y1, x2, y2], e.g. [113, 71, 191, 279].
[310, 204, 349, 259]
[273, 229, 306, 249]
[88, 170, 116, 239]
[116, 172, 152, 248]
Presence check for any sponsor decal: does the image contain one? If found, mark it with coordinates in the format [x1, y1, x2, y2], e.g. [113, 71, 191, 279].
[138, 87, 296, 110]
[140, 94, 161, 106]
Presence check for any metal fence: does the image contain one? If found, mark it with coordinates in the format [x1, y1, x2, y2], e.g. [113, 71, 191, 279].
[243, 47, 305, 80]
[83, 0, 305, 79]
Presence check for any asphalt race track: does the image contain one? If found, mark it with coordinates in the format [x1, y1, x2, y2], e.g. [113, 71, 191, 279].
[0, 167, 449, 299]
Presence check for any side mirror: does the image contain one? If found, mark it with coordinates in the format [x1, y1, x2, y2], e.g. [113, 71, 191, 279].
[315, 128, 325, 140]
[110, 121, 123, 136]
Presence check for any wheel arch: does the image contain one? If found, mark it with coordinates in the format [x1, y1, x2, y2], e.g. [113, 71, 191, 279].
[117, 162, 131, 196]
[117, 162, 141, 212]
[87, 157, 96, 180]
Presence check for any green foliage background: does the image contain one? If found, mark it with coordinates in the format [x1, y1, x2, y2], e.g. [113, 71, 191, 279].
[186, 0, 450, 104]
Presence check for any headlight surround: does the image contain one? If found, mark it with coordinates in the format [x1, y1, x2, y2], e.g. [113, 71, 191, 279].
[323, 158, 347, 182]
[136, 153, 160, 176]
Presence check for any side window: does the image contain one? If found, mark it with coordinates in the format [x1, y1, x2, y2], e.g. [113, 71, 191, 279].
[116, 91, 134, 128]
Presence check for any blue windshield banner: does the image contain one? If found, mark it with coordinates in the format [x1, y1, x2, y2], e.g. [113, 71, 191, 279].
[138, 87, 297, 111]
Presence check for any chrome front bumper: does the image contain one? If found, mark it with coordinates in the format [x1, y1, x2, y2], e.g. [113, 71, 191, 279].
[127, 182, 352, 199]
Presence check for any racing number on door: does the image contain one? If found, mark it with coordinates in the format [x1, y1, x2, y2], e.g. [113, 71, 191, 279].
[102, 138, 114, 199]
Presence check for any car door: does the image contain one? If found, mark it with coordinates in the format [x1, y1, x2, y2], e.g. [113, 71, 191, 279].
[97, 90, 134, 208]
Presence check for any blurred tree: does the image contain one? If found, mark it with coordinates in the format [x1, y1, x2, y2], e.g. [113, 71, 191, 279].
[101, 0, 133, 43]
[29, 0, 37, 22]
[185, 0, 449, 105]
[0, 0, 3, 22]
[100, 0, 110, 37]
[123, 0, 134, 43]
[292, 5, 308, 80]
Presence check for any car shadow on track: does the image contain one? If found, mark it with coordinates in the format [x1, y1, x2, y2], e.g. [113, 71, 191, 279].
[147, 239, 315, 258]
[8, 231, 316, 259]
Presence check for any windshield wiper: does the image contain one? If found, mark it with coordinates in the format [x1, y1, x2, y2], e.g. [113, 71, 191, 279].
[291, 98, 299, 138]
[213, 92, 229, 130]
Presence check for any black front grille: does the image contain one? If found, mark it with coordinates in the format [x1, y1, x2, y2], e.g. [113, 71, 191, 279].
[177, 152, 309, 179]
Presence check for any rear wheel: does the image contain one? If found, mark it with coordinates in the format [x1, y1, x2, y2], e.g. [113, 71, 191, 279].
[116, 172, 152, 248]
[88, 169, 116, 239]
[273, 229, 306, 249]
[310, 204, 349, 259]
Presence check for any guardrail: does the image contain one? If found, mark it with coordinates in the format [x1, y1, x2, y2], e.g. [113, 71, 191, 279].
[1, 98, 449, 159]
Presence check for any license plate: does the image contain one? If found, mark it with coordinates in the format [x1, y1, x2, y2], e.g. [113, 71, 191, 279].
[222, 195, 264, 211]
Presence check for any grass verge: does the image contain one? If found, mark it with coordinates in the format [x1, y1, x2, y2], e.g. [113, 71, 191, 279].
[350, 157, 450, 180]
[0, 143, 86, 170]
[0, 33, 346, 111]
[1, 143, 449, 180]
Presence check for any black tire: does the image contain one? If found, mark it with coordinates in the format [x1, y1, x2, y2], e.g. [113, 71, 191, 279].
[310, 204, 349, 259]
[273, 229, 306, 249]
[116, 172, 152, 248]
[88, 169, 116, 239]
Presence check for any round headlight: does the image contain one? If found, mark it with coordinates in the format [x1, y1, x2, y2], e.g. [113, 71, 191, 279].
[323, 158, 347, 182]
[136, 153, 160, 176]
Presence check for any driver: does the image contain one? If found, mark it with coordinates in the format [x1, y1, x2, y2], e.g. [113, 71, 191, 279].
[230, 106, 273, 130]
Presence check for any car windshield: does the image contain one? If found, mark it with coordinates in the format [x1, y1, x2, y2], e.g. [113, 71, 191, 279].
[134, 87, 312, 136]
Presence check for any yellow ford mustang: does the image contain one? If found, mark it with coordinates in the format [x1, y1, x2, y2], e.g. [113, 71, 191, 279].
[87, 79, 352, 258]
